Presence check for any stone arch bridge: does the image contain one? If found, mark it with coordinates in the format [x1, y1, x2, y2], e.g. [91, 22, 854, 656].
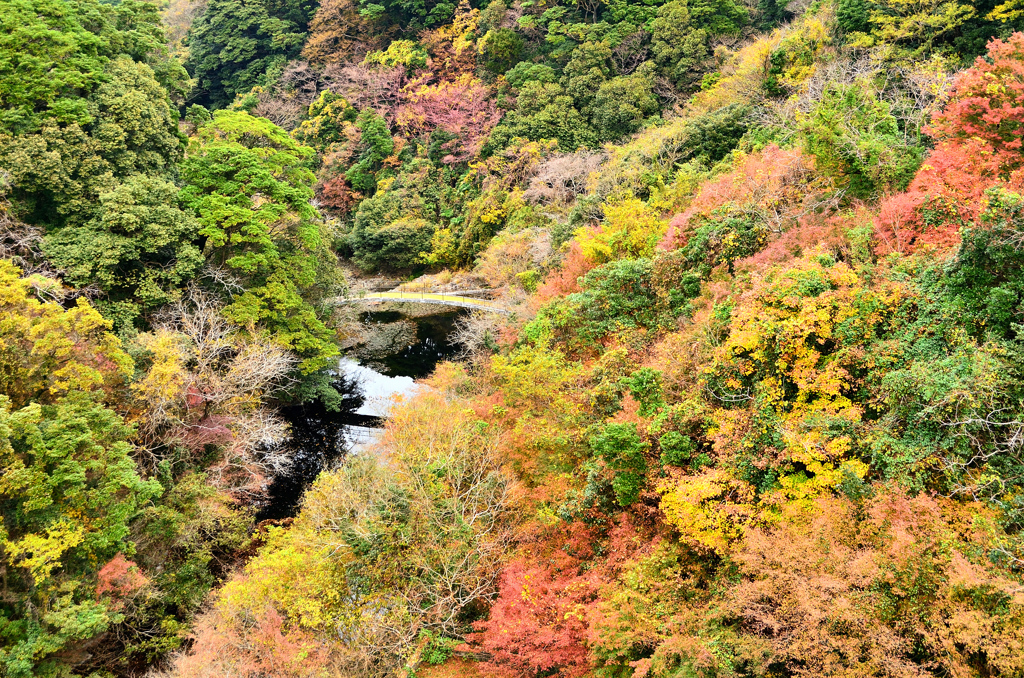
[330, 290, 511, 314]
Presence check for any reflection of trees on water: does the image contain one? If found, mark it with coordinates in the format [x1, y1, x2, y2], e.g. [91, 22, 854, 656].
[257, 375, 363, 520]
[258, 309, 467, 519]
[351, 309, 467, 379]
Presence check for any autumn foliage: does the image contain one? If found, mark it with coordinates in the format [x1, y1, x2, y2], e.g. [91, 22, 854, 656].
[875, 33, 1024, 253]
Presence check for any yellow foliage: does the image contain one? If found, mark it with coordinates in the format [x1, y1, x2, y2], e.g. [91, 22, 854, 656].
[4, 517, 86, 587]
[132, 331, 187, 415]
[708, 251, 905, 499]
[660, 469, 756, 554]
[0, 260, 132, 408]
[219, 526, 349, 630]
[574, 195, 667, 263]
[490, 341, 578, 411]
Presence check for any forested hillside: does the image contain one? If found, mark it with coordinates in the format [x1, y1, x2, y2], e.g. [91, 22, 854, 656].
[3, 0, 1024, 675]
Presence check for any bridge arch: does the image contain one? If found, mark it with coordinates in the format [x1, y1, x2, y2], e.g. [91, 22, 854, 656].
[330, 291, 511, 314]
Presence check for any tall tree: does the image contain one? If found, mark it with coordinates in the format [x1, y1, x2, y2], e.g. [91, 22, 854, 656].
[180, 111, 340, 374]
[184, 0, 315, 108]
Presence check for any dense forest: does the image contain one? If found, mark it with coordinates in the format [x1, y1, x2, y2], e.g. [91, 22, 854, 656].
[3, 0, 1024, 674]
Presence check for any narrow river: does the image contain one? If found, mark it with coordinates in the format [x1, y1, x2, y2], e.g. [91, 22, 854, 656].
[257, 307, 468, 519]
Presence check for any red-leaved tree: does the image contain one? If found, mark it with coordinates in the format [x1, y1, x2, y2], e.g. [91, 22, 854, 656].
[396, 75, 501, 163]
[658, 145, 833, 252]
[875, 33, 1024, 254]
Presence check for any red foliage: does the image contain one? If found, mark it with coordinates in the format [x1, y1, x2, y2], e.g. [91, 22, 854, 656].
[875, 33, 1024, 254]
[928, 32, 1024, 169]
[318, 175, 361, 216]
[535, 241, 598, 304]
[474, 560, 596, 678]
[171, 604, 332, 678]
[736, 209, 857, 272]
[96, 554, 149, 608]
[473, 517, 653, 678]
[396, 76, 501, 162]
[658, 145, 825, 252]
[170, 415, 235, 455]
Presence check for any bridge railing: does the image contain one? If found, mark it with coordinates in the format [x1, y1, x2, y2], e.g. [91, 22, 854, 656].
[339, 289, 510, 313]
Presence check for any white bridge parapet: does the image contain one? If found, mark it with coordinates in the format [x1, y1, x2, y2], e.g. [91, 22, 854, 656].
[330, 290, 511, 314]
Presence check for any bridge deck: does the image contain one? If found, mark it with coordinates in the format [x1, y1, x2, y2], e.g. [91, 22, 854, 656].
[331, 291, 511, 314]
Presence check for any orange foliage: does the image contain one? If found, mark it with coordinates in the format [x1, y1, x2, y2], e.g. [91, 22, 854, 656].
[658, 145, 830, 252]
[875, 33, 1024, 254]
[169, 603, 334, 678]
[535, 241, 599, 303]
[95, 554, 149, 609]
[729, 491, 1024, 675]
[472, 518, 651, 678]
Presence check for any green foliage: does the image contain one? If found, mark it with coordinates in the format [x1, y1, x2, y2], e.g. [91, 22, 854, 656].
[292, 92, 357, 152]
[533, 254, 705, 354]
[680, 207, 769, 277]
[590, 66, 660, 142]
[2, 57, 182, 230]
[0, 0, 180, 135]
[800, 83, 924, 198]
[503, 62, 557, 88]
[658, 430, 695, 467]
[356, 0, 458, 31]
[346, 108, 394, 194]
[651, 0, 747, 88]
[481, 28, 525, 73]
[184, 0, 314, 108]
[365, 39, 429, 70]
[591, 422, 649, 506]
[944, 188, 1024, 342]
[0, 392, 161, 678]
[837, 0, 869, 33]
[348, 175, 437, 270]
[490, 81, 598, 151]
[621, 367, 664, 416]
[45, 175, 203, 327]
[180, 110, 339, 372]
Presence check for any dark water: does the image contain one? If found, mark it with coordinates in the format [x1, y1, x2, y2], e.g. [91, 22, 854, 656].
[359, 309, 466, 378]
[256, 308, 466, 519]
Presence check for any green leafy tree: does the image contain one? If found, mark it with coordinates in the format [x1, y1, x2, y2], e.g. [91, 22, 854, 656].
[0, 0, 184, 136]
[562, 41, 614, 112]
[867, 0, 976, 54]
[800, 83, 924, 198]
[355, 0, 457, 32]
[180, 111, 339, 372]
[481, 28, 525, 74]
[0, 393, 161, 678]
[0, 263, 160, 677]
[944, 188, 1024, 342]
[490, 81, 598, 151]
[591, 422, 649, 506]
[2, 57, 182, 230]
[650, 0, 747, 88]
[184, 0, 315, 108]
[45, 175, 203, 327]
[590, 66, 660, 142]
[837, 0, 870, 33]
[345, 109, 394, 194]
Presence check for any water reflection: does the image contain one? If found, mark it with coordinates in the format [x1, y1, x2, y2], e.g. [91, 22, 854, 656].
[257, 308, 467, 519]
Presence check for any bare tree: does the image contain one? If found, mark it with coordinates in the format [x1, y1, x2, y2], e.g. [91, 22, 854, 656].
[524, 152, 606, 207]
[612, 31, 650, 75]
[136, 285, 298, 500]
[323, 63, 407, 122]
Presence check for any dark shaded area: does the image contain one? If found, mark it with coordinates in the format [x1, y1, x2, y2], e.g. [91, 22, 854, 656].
[361, 308, 467, 379]
[258, 309, 467, 519]
[257, 375, 364, 520]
